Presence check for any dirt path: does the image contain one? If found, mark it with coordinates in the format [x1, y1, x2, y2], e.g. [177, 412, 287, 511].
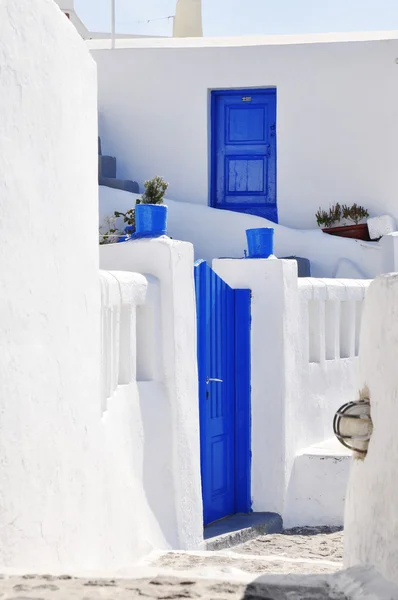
[0, 572, 346, 600]
[0, 529, 347, 599]
[233, 526, 344, 565]
[153, 526, 344, 576]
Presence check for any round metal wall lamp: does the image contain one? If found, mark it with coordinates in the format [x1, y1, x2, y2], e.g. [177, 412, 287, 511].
[333, 399, 372, 455]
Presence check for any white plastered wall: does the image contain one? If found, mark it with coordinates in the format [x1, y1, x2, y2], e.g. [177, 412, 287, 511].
[100, 238, 203, 556]
[344, 273, 398, 586]
[213, 258, 368, 523]
[0, 0, 102, 572]
[92, 33, 398, 229]
[212, 258, 300, 513]
[99, 187, 384, 279]
[0, 0, 202, 574]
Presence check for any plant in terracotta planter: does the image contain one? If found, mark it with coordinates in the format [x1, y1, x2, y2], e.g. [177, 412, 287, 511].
[342, 203, 369, 225]
[315, 203, 341, 229]
[316, 203, 371, 241]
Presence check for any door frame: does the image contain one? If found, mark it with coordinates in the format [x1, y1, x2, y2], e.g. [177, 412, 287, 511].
[194, 260, 252, 523]
[233, 287, 252, 514]
[210, 87, 277, 219]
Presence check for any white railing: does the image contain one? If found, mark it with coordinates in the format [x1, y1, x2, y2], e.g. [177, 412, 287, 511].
[99, 270, 148, 412]
[299, 278, 371, 364]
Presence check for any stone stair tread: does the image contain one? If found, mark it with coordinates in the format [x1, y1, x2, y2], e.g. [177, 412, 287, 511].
[298, 437, 352, 458]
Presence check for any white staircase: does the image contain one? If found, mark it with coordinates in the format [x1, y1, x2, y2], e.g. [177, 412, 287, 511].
[283, 437, 352, 528]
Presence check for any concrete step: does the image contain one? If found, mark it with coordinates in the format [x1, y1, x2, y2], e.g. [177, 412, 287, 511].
[204, 512, 282, 550]
[99, 154, 117, 179]
[143, 547, 342, 577]
[283, 438, 351, 528]
[99, 176, 139, 194]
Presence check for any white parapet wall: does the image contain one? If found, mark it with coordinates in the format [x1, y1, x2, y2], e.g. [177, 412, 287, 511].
[98, 270, 170, 565]
[99, 186, 385, 279]
[100, 237, 203, 556]
[213, 258, 370, 525]
[98, 264, 204, 566]
[344, 273, 398, 586]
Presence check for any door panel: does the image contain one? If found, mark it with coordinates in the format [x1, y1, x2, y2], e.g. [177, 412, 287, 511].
[212, 89, 277, 223]
[195, 261, 235, 524]
[195, 260, 252, 526]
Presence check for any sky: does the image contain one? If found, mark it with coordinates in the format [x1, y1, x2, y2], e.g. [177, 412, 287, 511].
[75, 0, 398, 37]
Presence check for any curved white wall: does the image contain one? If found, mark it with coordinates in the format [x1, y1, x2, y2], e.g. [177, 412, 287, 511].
[0, 0, 101, 572]
[99, 187, 383, 278]
[92, 34, 398, 229]
[344, 273, 398, 586]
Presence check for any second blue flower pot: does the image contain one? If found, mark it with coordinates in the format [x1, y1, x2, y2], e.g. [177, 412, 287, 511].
[246, 228, 274, 258]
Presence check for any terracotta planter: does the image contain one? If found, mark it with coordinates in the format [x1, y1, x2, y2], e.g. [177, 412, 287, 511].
[322, 223, 371, 241]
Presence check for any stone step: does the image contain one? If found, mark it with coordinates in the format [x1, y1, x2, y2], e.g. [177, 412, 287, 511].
[204, 512, 282, 550]
[99, 154, 117, 179]
[283, 438, 351, 528]
[99, 176, 139, 194]
[143, 548, 342, 577]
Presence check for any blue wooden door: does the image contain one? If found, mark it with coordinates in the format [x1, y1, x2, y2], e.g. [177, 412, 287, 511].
[194, 260, 251, 526]
[211, 89, 277, 223]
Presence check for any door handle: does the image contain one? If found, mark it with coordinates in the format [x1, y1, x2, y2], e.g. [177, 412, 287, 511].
[206, 377, 223, 384]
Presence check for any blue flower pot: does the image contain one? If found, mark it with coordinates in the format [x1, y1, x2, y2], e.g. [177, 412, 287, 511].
[246, 228, 274, 258]
[135, 204, 168, 238]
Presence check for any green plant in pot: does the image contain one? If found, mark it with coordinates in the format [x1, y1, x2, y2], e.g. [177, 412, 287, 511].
[115, 176, 169, 239]
[315, 202, 370, 241]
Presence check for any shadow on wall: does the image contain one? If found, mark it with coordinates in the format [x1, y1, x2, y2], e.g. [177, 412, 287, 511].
[138, 382, 179, 547]
[99, 187, 383, 279]
[98, 137, 139, 194]
[135, 276, 179, 547]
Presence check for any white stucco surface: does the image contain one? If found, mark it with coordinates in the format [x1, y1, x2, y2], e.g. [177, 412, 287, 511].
[284, 438, 351, 528]
[99, 187, 383, 278]
[100, 238, 203, 555]
[99, 270, 170, 565]
[0, 1, 201, 575]
[213, 258, 297, 513]
[367, 214, 396, 240]
[0, 0, 102, 572]
[212, 258, 368, 524]
[93, 34, 398, 229]
[344, 273, 398, 586]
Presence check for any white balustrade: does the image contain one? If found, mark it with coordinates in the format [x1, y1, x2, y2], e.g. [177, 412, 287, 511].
[299, 278, 371, 364]
[99, 270, 149, 412]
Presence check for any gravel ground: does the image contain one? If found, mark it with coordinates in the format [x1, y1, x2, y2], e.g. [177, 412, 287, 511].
[0, 573, 347, 600]
[0, 528, 346, 599]
[154, 526, 344, 576]
[233, 527, 344, 564]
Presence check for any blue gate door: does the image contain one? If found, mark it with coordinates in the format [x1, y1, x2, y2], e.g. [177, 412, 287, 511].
[194, 260, 251, 526]
[211, 88, 277, 223]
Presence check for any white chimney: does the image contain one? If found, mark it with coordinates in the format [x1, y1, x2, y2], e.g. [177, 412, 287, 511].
[54, 0, 75, 10]
[173, 0, 203, 37]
